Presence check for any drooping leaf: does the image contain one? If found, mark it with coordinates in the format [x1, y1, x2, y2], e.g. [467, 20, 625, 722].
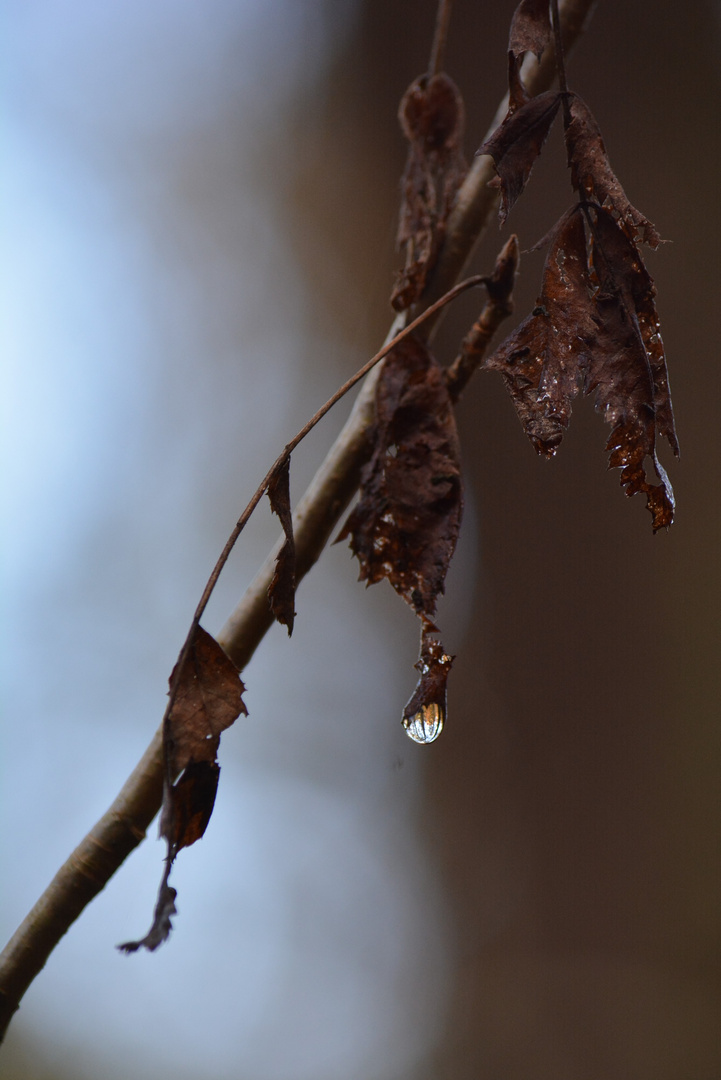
[484, 207, 596, 454]
[119, 629, 246, 953]
[585, 205, 677, 528]
[402, 628, 454, 745]
[166, 625, 247, 776]
[479, 91, 562, 226]
[564, 94, 661, 248]
[391, 73, 467, 311]
[267, 457, 296, 635]
[338, 333, 462, 619]
[509, 0, 552, 61]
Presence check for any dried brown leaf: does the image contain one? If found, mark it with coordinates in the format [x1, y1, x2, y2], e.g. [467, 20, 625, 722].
[402, 629, 454, 745]
[166, 625, 247, 775]
[392, 73, 468, 311]
[267, 457, 296, 635]
[479, 91, 561, 226]
[565, 95, 661, 248]
[338, 333, 462, 618]
[484, 207, 595, 454]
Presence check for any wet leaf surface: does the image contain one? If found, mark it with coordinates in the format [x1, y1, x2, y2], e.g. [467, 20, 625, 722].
[339, 333, 462, 618]
[402, 629, 454, 745]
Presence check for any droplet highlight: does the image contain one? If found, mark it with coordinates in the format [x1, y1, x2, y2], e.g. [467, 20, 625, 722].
[403, 702, 444, 745]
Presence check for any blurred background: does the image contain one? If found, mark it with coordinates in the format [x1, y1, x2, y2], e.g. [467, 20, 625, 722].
[2, 1, 720, 1077]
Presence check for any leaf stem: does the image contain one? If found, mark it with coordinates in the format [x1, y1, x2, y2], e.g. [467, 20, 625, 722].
[550, 0, 573, 126]
[428, 0, 454, 77]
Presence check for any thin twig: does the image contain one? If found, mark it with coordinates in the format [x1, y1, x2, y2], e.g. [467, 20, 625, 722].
[428, 0, 453, 78]
[0, 0, 596, 1041]
[550, 0, 573, 128]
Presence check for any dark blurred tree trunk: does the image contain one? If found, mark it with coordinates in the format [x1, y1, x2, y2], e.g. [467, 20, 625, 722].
[285, 1, 721, 1075]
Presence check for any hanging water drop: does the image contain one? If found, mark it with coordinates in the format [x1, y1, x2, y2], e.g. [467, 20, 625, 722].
[402, 702, 445, 744]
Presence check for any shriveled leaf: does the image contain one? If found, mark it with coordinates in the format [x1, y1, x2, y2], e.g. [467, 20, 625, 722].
[586, 206, 677, 528]
[267, 457, 296, 635]
[338, 334, 462, 618]
[402, 630, 454, 745]
[479, 91, 561, 226]
[565, 95, 661, 248]
[392, 73, 467, 311]
[484, 207, 596, 454]
[166, 625, 247, 775]
[509, 0, 552, 61]
[161, 760, 220, 851]
[117, 868, 177, 954]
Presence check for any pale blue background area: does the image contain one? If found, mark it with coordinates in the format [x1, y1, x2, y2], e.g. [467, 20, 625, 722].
[1, 2, 479, 1077]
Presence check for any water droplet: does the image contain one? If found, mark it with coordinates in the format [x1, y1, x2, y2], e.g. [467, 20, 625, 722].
[403, 703, 444, 745]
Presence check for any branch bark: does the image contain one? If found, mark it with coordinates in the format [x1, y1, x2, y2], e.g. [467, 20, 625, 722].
[0, 0, 596, 1041]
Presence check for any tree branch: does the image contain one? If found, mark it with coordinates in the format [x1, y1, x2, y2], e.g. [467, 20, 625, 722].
[0, 0, 596, 1041]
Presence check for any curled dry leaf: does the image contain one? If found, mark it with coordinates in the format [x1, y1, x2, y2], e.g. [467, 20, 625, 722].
[479, 91, 561, 226]
[267, 456, 296, 635]
[338, 333, 462, 618]
[391, 73, 467, 311]
[565, 95, 661, 248]
[402, 629, 454, 745]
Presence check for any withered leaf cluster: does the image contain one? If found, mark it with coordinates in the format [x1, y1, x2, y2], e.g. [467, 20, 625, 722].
[124, 0, 678, 956]
[480, 6, 678, 530]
